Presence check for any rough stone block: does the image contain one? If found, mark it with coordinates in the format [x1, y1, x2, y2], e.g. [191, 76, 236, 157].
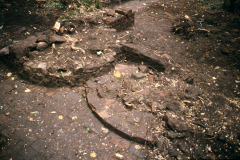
[115, 7, 132, 15]
[107, 9, 115, 16]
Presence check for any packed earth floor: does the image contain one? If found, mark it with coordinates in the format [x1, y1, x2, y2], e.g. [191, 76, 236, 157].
[0, 0, 240, 159]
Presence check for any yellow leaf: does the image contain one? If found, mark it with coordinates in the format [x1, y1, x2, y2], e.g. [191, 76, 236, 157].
[115, 153, 124, 159]
[59, 115, 63, 120]
[11, 77, 15, 80]
[25, 88, 31, 92]
[7, 72, 12, 77]
[29, 117, 34, 121]
[72, 116, 77, 120]
[114, 71, 121, 77]
[90, 152, 97, 158]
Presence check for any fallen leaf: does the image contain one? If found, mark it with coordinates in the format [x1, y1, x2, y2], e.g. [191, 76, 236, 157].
[11, 77, 15, 80]
[5, 112, 10, 116]
[59, 115, 64, 119]
[25, 88, 31, 92]
[29, 117, 34, 121]
[134, 145, 142, 149]
[72, 116, 77, 120]
[114, 71, 121, 77]
[115, 153, 124, 159]
[7, 72, 12, 77]
[51, 111, 57, 113]
[90, 152, 97, 158]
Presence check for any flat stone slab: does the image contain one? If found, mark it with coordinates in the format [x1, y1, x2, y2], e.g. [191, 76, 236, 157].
[86, 85, 154, 143]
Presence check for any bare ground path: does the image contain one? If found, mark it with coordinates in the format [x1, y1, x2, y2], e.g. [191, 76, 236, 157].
[1, 0, 240, 159]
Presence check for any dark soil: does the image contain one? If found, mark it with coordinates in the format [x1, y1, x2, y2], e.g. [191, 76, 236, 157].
[1, 0, 240, 159]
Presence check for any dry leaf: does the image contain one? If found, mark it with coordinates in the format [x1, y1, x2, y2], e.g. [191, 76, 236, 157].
[51, 111, 57, 113]
[25, 88, 31, 92]
[59, 115, 64, 120]
[11, 77, 15, 80]
[134, 145, 142, 149]
[115, 153, 124, 159]
[7, 72, 12, 77]
[114, 71, 121, 77]
[72, 116, 77, 120]
[90, 152, 97, 158]
[5, 112, 10, 116]
[29, 117, 34, 121]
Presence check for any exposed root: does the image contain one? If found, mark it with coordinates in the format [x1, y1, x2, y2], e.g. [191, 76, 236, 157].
[71, 40, 85, 54]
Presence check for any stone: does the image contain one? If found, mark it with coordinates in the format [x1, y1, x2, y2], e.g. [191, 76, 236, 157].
[177, 142, 189, 153]
[37, 62, 48, 75]
[158, 103, 167, 110]
[24, 61, 48, 75]
[115, 7, 132, 15]
[156, 138, 169, 152]
[0, 47, 9, 56]
[37, 35, 48, 42]
[88, 45, 105, 54]
[115, 64, 138, 77]
[48, 35, 66, 44]
[121, 44, 166, 72]
[73, 60, 84, 74]
[164, 131, 178, 139]
[184, 85, 201, 100]
[166, 102, 183, 112]
[138, 65, 148, 73]
[104, 15, 125, 25]
[36, 42, 48, 51]
[164, 112, 188, 132]
[84, 64, 100, 73]
[151, 102, 158, 113]
[131, 72, 146, 79]
[168, 147, 181, 157]
[105, 82, 121, 91]
[10, 36, 37, 59]
[107, 9, 115, 16]
[97, 85, 106, 98]
[148, 75, 154, 82]
[123, 79, 131, 90]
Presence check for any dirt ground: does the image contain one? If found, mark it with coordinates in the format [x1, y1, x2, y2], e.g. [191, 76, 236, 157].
[1, 0, 240, 159]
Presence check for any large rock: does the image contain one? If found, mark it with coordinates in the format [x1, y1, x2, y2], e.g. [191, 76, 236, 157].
[10, 36, 37, 59]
